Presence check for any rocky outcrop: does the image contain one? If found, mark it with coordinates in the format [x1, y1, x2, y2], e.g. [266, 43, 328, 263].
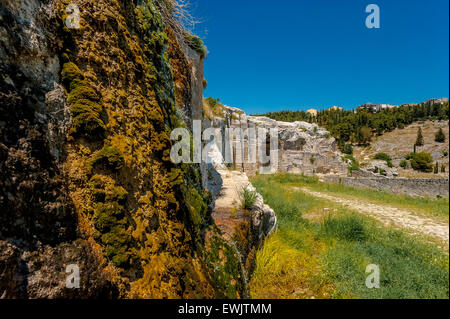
[203, 105, 348, 176]
[0, 0, 260, 299]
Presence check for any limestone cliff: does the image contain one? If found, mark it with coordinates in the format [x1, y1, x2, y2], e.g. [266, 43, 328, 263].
[203, 104, 348, 177]
[0, 0, 254, 299]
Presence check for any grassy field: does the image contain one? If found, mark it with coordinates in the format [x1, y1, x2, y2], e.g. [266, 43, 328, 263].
[267, 174, 449, 221]
[249, 174, 449, 299]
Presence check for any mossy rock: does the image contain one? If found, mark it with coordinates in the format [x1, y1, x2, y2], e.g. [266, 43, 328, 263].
[91, 145, 125, 171]
[93, 202, 126, 232]
[71, 111, 106, 139]
[61, 62, 84, 87]
[70, 99, 103, 116]
[68, 82, 100, 104]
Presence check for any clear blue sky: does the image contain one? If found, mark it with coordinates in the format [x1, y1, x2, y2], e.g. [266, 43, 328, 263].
[190, 0, 449, 114]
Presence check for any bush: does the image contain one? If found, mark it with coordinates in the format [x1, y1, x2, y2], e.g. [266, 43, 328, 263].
[343, 144, 353, 155]
[205, 97, 220, 108]
[379, 168, 387, 176]
[374, 152, 393, 167]
[374, 152, 392, 161]
[239, 186, 258, 210]
[344, 154, 360, 173]
[91, 145, 125, 171]
[185, 33, 207, 57]
[410, 152, 433, 172]
[435, 128, 446, 143]
[399, 159, 408, 169]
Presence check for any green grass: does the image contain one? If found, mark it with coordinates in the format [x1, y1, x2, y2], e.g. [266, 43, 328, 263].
[260, 174, 449, 221]
[249, 174, 449, 299]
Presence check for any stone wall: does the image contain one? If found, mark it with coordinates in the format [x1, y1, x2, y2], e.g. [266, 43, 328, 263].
[323, 176, 449, 198]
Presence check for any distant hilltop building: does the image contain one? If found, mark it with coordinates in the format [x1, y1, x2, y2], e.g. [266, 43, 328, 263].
[307, 108, 318, 117]
[357, 103, 398, 112]
[328, 106, 343, 111]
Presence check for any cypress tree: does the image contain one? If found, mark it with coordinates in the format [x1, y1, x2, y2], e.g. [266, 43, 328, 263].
[415, 127, 424, 147]
[435, 128, 446, 143]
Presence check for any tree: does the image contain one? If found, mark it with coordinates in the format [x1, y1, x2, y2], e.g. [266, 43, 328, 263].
[434, 161, 439, 174]
[359, 126, 372, 145]
[435, 128, 446, 143]
[441, 165, 446, 173]
[410, 152, 433, 172]
[415, 127, 424, 147]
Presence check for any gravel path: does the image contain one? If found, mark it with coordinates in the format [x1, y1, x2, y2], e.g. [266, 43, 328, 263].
[295, 187, 449, 246]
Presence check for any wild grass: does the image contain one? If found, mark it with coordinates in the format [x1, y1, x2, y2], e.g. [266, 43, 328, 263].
[238, 186, 258, 210]
[249, 174, 449, 299]
[259, 174, 449, 221]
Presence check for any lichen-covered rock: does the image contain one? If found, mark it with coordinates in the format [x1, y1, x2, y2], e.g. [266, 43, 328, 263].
[0, 0, 251, 299]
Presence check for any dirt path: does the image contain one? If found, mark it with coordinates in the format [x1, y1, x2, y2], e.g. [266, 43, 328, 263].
[295, 187, 449, 246]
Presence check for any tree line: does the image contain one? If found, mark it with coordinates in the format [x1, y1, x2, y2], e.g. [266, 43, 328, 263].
[256, 101, 449, 151]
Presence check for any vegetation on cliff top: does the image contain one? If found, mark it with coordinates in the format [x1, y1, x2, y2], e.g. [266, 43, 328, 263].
[256, 101, 449, 152]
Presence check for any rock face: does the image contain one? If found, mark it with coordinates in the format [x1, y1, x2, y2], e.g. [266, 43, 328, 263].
[1, 0, 268, 299]
[203, 105, 348, 176]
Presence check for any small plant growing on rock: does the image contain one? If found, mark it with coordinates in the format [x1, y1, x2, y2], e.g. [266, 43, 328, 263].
[238, 185, 258, 210]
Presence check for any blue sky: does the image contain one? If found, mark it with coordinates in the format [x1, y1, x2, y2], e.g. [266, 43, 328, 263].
[190, 0, 449, 114]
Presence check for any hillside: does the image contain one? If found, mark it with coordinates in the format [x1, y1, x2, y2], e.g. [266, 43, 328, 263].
[354, 121, 449, 178]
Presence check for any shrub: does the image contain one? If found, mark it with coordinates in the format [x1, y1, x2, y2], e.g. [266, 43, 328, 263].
[239, 186, 258, 210]
[344, 154, 360, 172]
[434, 161, 439, 174]
[205, 96, 220, 108]
[435, 128, 446, 143]
[185, 33, 207, 57]
[374, 152, 392, 162]
[343, 144, 353, 155]
[441, 165, 446, 173]
[91, 145, 125, 171]
[399, 159, 408, 169]
[443, 150, 448, 157]
[379, 168, 387, 176]
[374, 152, 393, 167]
[410, 152, 433, 172]
[310, 156, 315, 164]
